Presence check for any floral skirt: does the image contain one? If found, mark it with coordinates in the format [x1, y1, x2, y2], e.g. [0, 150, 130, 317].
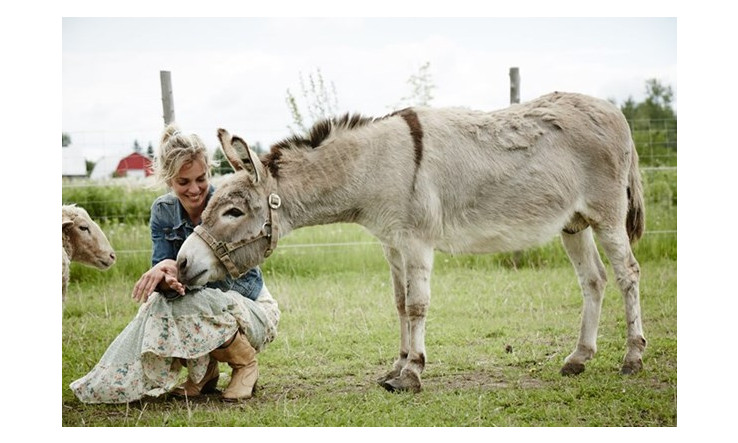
[70, 285, 279, 404]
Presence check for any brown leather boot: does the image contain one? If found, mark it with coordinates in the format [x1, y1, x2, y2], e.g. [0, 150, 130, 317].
[210, 331, 259, 401]
[171, 356, 220, 397]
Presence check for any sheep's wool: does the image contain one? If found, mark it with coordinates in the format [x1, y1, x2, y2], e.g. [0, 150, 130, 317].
[70, 286, 279, 404]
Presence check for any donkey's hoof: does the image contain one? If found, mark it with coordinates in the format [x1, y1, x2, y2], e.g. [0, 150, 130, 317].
[376, 369, 402, 386]
[560, 362, 586, 376]
[620, 359, 643, 375]
[380, 371, 422, 393]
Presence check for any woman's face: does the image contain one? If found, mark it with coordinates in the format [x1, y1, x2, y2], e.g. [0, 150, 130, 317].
[170, 158, 209, 217]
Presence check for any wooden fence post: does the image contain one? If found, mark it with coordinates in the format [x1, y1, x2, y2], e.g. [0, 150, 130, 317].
[510, 67, 522, 268]
[160, 71, 175, 125]
[509, 67, 520, 105]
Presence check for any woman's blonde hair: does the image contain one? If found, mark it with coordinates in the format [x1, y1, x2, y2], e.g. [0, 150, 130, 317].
[153, 124, 211, 186]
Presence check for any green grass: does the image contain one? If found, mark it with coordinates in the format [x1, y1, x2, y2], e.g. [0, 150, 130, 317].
[63, 228, 676, 426]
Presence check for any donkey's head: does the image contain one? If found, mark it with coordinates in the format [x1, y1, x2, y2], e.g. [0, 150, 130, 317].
[177, 129, 281, 288]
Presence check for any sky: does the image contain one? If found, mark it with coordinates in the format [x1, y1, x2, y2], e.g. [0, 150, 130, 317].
[62, 17, 676, 166]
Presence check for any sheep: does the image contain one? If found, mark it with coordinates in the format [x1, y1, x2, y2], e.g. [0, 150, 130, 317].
[62, 204, 116, 301]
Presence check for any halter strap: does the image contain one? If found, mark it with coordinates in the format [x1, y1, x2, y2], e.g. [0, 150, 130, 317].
[193, 193, 282, 279]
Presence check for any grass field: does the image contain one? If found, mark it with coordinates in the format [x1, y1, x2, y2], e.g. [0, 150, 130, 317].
[62, 221, 676, 427]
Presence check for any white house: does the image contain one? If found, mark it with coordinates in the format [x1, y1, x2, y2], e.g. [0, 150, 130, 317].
[62, 145, 87, 178]
[89, 156, 121, 180]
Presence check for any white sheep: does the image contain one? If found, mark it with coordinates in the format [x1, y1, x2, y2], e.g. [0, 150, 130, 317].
[62, 204, 116, 301]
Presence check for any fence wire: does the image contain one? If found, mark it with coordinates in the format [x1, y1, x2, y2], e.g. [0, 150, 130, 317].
[64, 168, 676, 256]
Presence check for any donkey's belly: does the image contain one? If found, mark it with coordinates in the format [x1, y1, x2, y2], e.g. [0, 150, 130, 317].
[435, 217, 567, 255]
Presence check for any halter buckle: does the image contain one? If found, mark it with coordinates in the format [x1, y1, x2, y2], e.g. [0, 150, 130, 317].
[268, 193, 282, 209]
[213, 242, 230, 259]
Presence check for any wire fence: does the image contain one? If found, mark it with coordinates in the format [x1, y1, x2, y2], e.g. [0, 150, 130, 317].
[62, 168, 677, 256]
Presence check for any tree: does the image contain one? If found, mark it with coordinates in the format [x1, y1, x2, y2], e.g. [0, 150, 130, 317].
[146, 142, 154, 159]
[212, 148, 234, 175]
[62, 133, 71, 147]
[212, 141, 264, 176]
[620, 79, 675, 123]
[393, 61, 436, 110]
[133, 140, 142, 153]
[618, 79, 677, 166]
[285, 68, 339, 134]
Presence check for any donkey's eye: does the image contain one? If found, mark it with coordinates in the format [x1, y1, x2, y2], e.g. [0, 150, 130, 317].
[79, 225, 90, 232]
[224, 208, 244, 218]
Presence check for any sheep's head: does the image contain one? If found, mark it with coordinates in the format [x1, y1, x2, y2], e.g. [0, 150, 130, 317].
[62, 205, 116, 270]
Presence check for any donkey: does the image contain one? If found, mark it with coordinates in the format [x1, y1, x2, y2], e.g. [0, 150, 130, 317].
[177, 91, 646, 393]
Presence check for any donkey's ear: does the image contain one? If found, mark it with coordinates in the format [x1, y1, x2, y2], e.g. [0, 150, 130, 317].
[217, 128, 264, 183]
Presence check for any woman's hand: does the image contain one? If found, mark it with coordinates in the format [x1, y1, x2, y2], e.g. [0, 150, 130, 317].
[132, 259, 185, 303]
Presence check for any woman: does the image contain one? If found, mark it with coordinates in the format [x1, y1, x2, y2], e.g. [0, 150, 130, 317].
[70, 125, 280, 403]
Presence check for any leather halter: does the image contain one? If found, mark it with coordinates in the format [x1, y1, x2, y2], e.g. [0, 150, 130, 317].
[193, 193, 282, 279]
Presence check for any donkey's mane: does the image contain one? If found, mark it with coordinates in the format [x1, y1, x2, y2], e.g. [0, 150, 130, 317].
[273, 113, 377, 151]
[264, 112, 383, 178]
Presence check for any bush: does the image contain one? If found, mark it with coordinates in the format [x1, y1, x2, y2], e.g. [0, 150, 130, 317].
[62, 181, 165, 224]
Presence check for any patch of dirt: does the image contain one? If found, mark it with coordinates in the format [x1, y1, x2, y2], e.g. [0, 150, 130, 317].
[424, 371, 546, 392]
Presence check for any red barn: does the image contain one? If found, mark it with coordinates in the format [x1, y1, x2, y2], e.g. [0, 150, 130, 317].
[115, 152, 153, 178]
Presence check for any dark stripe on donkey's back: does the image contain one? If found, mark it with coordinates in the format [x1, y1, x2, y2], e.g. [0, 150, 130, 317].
[394, 108, 424, 188]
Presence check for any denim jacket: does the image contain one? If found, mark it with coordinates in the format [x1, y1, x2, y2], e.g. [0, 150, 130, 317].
[149, 185, 263, 300]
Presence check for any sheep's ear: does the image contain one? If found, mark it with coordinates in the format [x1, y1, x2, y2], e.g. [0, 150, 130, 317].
[217, 128, 264, 183]
[62, 207, 74, 230]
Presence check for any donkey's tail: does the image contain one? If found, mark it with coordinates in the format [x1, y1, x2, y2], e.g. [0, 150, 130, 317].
[626, 142, 645, 244]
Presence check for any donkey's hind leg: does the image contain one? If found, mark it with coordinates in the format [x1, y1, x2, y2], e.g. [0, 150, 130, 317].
[560, 227, 608, 375]
[595, 225, 647, 375]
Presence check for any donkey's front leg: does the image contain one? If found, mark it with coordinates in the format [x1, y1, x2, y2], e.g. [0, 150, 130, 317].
[377, 245, 409, 386]
[381, 242, 433, 393]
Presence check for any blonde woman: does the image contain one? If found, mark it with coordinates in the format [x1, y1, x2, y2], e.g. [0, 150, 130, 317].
[70, 125, 280, 403]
